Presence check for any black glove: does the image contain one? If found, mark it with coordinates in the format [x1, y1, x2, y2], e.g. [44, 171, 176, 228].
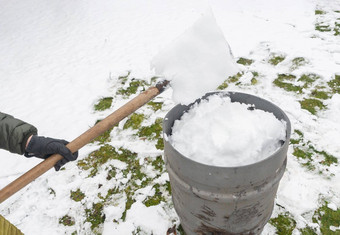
[24, 135, 78, 171]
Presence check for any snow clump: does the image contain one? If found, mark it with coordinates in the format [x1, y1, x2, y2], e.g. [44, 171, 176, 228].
[151, 10, 238, 105]
[169, 94, 287, 167]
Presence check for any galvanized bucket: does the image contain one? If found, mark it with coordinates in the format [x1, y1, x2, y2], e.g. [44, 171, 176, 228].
[163, 91, 291, 235]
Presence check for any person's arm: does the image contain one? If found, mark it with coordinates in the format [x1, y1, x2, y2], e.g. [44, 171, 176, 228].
[0, 112, 37, 154]
[0, 112, 78, 171]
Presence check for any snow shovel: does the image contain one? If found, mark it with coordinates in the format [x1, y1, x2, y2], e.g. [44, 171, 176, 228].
[0, 80, 169, 203]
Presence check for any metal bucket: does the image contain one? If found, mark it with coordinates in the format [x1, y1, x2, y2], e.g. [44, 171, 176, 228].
[163, 91, 291, 235]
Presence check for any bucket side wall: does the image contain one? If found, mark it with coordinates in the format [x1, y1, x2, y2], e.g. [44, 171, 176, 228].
[164, 140, 289, 193]
[166, 155, 286, 234]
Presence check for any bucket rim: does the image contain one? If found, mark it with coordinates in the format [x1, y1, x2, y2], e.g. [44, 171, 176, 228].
[163, 91, 291, 170]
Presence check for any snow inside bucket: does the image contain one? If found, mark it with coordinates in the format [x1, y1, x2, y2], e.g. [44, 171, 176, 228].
[169, 93, 287, 167]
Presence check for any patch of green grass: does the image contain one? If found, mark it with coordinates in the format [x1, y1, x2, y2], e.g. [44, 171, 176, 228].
[303, 161, 317, 171]
[128, 159, 148, 183]
[314, 17, 340, 35]
[290, 138, 300, 145]
[290, 129, 304, 144]
[121, 187, 136, 221]
[251, 78, 258, 85]
[291, 57, 308, 70]
[292, 147, 307, 159]
[236, 57, 254, 66]
[310, 146, 338, 166]
[298, 73, 320, 88]
[320, 152, 338, 166]
[315, 9, 326, 15]
[293, 147, 315, 171]
[118, 156, 168, 219]
[132, 227, 142, 235]
[217, 81, 229, 90]
[118, 72, 131, 85]
[98, 186, 120, 201]
[278, 74, 296, 81]
[94, 97, 113, 111]
[273, 74, 302, 93]
[70, 189, 85, 202]
[335, 27, 340, 36]
[313, 202, 340, 234]
[299, 98, 325, 115]
[228, 72, 243, 83]
[80, 141, 161, 222]
[315, 23, 332, 32]
[328, 75, 340, 94]
[252, 71, 259, 78]
[273, 80, 302, 93]
[77, 144, 137, 177]
[117, 79, 148, 97]
[155, 138, 164, 150]
[122, 158, 150, 187]
[91, 129, 112, 144]
[300, 226, 317, 235]
[292, 142, 337, 171]
[147, 101, 163, 111]
[217, 72, 243, 90]
[124, 115, 164, 149]
[137, 118, 163, 140]
[152, 156, 164, 172]
[269, 54, 286, 65]
[273, 73, 332, 102]
[269, 213, 297, 235]
[311, 89, 330, 99]
[251, 71, 259, 85]
[295, 129, 304, 137]
[334, 22, 340, 36]
[59, 215, 75, 226]
[85, 147, 157, 223]
[112, 157, 154, 221]
[85, 203, 106, 230]
[106, 165, 117, 180]
[123, 113, 145, 130]
[315, 10, 326, 15]
[165, 181, 172, 195]
[143, 183, 166, 207]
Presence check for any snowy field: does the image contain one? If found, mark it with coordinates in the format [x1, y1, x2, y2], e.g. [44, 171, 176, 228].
[0, 0, 340, 234]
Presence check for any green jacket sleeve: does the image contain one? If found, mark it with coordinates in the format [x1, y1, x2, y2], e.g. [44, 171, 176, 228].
[0, 112, 38, 155]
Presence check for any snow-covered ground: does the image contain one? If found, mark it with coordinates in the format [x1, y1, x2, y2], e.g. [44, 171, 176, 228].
[0, 0, 339, 234]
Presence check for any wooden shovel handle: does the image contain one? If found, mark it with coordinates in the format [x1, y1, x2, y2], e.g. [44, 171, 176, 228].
[0, 81, 169, 203]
